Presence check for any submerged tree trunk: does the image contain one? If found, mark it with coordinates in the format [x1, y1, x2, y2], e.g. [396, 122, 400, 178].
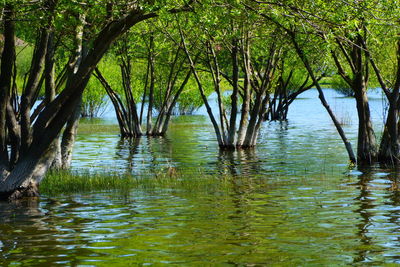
[60, 99, 82, 169]
[370, 39, 400, 164]
[240, 42, 277, 148]
[0, 140, 59, 200]
[354, 88, 377, 164]
[378, 98, 400, 164]
[265, 69, 318, 121]
[0, 4, 165, 200]
[350, 35, 377, 164]
[179, 27, 225, 146]
[0, 4, 16, 176]
[152, 67, 192, 136]
[236, 41, 250, 146]
[146, 35, 155, 135]
[97, 33, 192, 139]
[227, 38, 239, 148]
[179, 18, 280, 149]
[329, 32, 376, 164]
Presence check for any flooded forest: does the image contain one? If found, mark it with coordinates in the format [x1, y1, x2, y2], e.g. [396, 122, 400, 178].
[1, 0, 400, 265]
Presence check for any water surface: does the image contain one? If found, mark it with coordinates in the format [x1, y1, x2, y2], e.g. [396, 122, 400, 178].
[2, 89, 400, 265]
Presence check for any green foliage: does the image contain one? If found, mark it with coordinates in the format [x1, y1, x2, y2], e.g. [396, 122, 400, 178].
[178, 70, 216, 115]
[98, 57, 124, 92]
[14, 45, 34, 92]
[81, 76, 107, 118]
[330, 75, 354, 97]
[81, 55, 126, 118]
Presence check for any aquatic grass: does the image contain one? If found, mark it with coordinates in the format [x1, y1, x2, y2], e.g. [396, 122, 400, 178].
[77, 121, 119, 135]
[338, 111, 352, 126]
[41, 171, 134, 195]
[40, 170, 236, 196]
[332, 102, 353, 126]
[40, 165, 345, 197]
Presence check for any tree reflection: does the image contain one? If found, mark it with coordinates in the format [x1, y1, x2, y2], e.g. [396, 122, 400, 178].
[0, 197, 97, 266]
[384, 172, 400, 262]
[217, 148, 261, 176]
[352, 168, 376, 264]
[146, 135, 174, 173]
[351, 167, 400, 264]
[114, 136, 178, 176]
[115, 137, 141, 173]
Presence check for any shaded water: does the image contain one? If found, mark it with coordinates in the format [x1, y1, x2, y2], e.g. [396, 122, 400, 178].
[3, 89, 400, 265]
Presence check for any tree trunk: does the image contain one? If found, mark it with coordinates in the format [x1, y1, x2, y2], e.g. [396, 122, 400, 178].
[354, 85, 377, 164]
[44, 30, 63, 170]
[378, 99, 399, 164]
[236, 39, 250, 146]
[60, 98, 82, 169]
[146, 35, 155, 135]
[0, 4, 15, 174]
[139, 60, 150, 125]
[20, 27, 51, 154]
[206, 41, 227, 146]
[45, 31, 56, 103]
[0, 140, 59, 200]
[179, 26, 225, 146]
[376, 40, 400, 164]
[94, 67, 132, 137]
[227, 38, 239, 148]
[290, 32, 356, 164]
[0, 6, 162, 200]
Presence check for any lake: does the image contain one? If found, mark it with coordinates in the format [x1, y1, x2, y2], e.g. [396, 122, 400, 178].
[2, 89, 400, 265]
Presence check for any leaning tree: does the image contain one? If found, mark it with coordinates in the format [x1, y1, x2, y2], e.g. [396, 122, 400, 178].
[244, 0, 357, 163]
[0, 0, 194, 200]
[250, 0, 400, 165]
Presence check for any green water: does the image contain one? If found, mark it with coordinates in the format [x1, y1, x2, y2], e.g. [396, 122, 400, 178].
[2, 170, 400, 265]
[2, 89, 400, 265]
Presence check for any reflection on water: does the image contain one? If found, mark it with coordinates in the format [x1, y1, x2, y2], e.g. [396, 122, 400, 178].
[217, 148, 261, 176]
[3, 89, 400, 265]
[2, 171, 400, 265]
[71, 89, 385, 177]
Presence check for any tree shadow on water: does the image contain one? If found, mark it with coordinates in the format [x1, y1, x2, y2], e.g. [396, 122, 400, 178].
[352, 166, 400, 264]
[0, 197, 100, 266]
[115, 137, 141, 174]
[217, 148, 261, 177]
[115, 136, 174, 176]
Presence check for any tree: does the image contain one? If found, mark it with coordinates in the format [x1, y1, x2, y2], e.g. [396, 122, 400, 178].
[0, 0, 194, 200]
[244, 0, 357, 163]
[266, 52, 324, 121]
[178, 3, 282, 148]
[94, 19, 194, 138]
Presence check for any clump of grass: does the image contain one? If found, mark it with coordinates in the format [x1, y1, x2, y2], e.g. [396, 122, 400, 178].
[41, 171, 135, 195]
[338, 111, 352, 126]
[332, 105, 352, 126]
[40, 170, 236, 196]
[77, 121, 119, 135]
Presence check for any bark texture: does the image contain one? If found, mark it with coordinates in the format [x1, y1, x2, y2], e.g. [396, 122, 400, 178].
[0, 3, 170, 200]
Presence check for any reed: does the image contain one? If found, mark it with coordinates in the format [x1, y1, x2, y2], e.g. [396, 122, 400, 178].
[40, 169, 234, 196]
[77, 121, 119, 134]
[338, 111, 352, 126]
